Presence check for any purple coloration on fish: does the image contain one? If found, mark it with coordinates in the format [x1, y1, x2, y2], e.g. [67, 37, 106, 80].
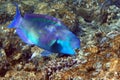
[8, 3, 80, 58]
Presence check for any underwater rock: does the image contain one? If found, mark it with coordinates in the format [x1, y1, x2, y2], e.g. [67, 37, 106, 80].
[0, 49, 10, 77]
[21, 1, 35, 6]
[40, 54, 86, 79]
[76, 8, 95, 23]
[0, 60, 10, 77]
[21, 4, 35, 14]
[23, 63, 35, 71]
[15, 64, 23, 71]
[35, 2, 54, 14]
[0, 0, 120, 79]
[5, 70, 37, 79]
[12, 53, 22, 61]
[0, 12, 13, 24]
[0, 48, 6, 60]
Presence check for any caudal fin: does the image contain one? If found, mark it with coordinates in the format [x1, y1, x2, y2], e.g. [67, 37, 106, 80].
[8, 2, 21, 28]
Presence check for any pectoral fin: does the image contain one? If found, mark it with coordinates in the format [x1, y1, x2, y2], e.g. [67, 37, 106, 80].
[40, 50, 53, 57]
[30, 50, 53, 60]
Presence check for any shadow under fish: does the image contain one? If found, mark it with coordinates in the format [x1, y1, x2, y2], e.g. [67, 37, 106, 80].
[7, 3, 80, 59]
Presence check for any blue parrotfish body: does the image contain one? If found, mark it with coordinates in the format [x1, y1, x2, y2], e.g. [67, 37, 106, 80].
[8, 3, 80, 58]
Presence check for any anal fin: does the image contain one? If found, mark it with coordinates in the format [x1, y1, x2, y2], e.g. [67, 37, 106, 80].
[30, 50, 53, 60]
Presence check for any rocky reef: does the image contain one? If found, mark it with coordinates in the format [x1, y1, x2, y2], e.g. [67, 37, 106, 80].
[0, 0, 120, 80]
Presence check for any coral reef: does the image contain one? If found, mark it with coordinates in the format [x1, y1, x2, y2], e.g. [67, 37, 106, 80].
[0, 0, 120, 80]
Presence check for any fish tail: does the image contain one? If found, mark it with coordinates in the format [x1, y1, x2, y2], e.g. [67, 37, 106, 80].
[8, 2, 21, 28]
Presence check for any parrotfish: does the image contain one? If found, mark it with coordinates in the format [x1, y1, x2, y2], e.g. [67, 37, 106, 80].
[8, 3, 80, 58]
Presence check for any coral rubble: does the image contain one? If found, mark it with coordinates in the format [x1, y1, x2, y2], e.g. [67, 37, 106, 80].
[0, 0, 120, 80]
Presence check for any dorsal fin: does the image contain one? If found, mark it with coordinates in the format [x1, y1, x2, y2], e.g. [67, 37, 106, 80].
[24, 14, 61, 23]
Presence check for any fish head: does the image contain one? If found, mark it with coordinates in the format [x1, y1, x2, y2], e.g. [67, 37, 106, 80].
[51, 30, 80, 56]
